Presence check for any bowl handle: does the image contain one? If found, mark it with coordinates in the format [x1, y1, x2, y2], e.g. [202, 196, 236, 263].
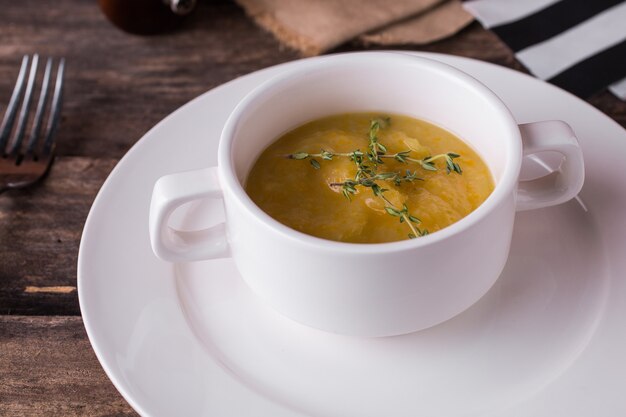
[149, 167, 229, 262]
[516, 120, 585, 211]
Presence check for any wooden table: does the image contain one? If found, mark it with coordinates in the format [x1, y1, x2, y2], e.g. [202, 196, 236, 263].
[1, 1, 624, 415]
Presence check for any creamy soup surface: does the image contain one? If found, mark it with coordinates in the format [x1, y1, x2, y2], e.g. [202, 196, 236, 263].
[246, 113, 494, 243]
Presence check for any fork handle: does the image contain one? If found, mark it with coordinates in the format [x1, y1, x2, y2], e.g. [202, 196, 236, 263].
[149, 167, 229, 262]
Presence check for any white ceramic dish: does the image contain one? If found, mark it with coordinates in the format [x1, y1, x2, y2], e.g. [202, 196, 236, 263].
[148, 52, 585, 337]
[78, 53, 626, 417]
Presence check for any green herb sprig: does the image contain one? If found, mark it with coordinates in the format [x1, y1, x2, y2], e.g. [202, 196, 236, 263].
[286, 117, 463, 239]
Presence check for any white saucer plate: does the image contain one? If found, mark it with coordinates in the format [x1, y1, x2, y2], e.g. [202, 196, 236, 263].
[78, 53, 626, 417]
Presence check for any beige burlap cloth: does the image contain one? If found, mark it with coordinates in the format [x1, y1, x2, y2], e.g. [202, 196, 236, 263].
[234, 0, 473, 56]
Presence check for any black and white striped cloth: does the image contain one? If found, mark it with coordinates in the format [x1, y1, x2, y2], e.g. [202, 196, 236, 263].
[462, 0, 626, 100]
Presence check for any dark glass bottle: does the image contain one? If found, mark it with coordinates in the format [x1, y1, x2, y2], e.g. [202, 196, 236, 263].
[98, 0, 196, 35]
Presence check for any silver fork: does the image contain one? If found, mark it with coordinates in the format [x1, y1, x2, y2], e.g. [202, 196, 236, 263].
[0, 54, 65, 193]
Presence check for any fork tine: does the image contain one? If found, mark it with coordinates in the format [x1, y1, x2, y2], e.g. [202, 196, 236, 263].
[7, 54, 39, 156]
[0, 55, 29, 153]
[24, 58, 52, 156]
[42, 58, 65, 156]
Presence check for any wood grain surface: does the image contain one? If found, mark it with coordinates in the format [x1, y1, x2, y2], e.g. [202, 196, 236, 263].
[0, 316, 135, 416]
[1, 0, 624, 415]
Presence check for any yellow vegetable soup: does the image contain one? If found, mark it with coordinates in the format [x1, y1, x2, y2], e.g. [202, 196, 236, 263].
[245, 113, 494, 243]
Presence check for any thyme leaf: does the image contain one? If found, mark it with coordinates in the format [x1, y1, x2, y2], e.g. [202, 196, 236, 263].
[286, 117, 462, 239]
